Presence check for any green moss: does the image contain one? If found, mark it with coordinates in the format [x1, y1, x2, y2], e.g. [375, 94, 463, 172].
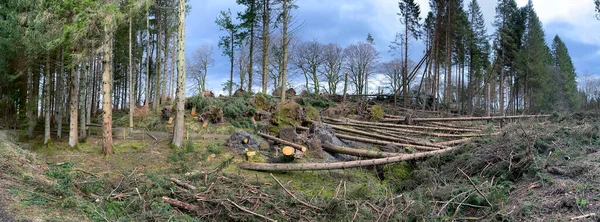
[270, 101, 302, 134]
[251, 93, 271, 110]
[370, 105, 384, 121]
[305, 105, 320, 121]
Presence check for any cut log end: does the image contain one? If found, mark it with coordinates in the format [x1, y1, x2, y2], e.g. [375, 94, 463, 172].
[282, 146, 295, 156]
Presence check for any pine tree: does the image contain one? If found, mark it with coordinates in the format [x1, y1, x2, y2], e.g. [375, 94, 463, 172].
[237, 0, 259, 92]
[102, 0, 117, 155]
[397, 0, 421, 107]
[493, 0, 519, 115]
[466, 0, 489, 114]
[216, 9, 241, 97]
[520, 0, 551, 112]
[551, 35, 578, 109]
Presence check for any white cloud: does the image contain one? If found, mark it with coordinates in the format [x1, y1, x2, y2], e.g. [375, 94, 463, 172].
[519, 0, 600, 46]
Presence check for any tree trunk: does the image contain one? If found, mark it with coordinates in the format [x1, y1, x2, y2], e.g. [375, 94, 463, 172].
[248, 0, 255, 92]
[102, 5, 115, 155]
[258, 132, 307, 152]
[229, 31, 235, 97]
[27, 66, 37, 138]
[343, 72, 348, 102]
[170, 35, 177, 99]
[69, 59, 79, 148]
[321, 144, 401, 158]
[240, 146, 459, 171]
[172, 0, 187, 148]
[81, 57, 89, 140]
[403, 15, 409, 107]
[162, 17, 170, 102]
[153, 13, 163, 111]
[56, 50, 64, 139]
[144, 2, 151, 106]
[280, 0, 289, 104]
[129, 16, 134, 130]
[261, 0, 270, 94]
[410, 114, 550, 122]
[44, 57, 51, 145]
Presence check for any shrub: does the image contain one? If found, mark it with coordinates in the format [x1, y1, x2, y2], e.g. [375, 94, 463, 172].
[370, 105, 383, 121]
[305, 106, 320, 121]
[295, 95, 335, 109]
[222, 97, 255, 119]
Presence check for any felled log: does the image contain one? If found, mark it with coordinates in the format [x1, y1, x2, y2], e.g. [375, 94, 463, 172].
[434, 137, 473, 146]
[296, 125, 309, 131]
[383, 114, 405, 119]
[245, 148, 257, 160]
[170, 178, 197, 190]
[425, 121, 487, 130]
[569, 213, 596, 221]
[258, 132, 307, 152]
[334, 133, 441, 151]
[162, 196, 198, 211]
[239, 146, 459, 171]
[281, 146, 296, 157]
[408, 114, 552, 123]
[309, 120, 416, 145]
[325, 119, 472, 138]
[322, 144, 401, 158]
[324, 117, 480, 133]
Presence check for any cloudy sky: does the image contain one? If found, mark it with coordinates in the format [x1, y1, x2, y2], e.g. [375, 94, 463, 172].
[186, 0, 600, 94]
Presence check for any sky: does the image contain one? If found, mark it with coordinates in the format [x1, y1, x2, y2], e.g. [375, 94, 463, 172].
[185, 0, 600, 95]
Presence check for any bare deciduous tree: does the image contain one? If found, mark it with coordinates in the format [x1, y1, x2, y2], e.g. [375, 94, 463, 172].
[321, 43, 343, 94]
[343, 42, 379, 95]
[188, 44, 214, 95]
[292, 40, 323, 94]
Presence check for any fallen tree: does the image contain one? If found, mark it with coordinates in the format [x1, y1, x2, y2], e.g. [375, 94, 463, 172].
[258, 132, 307, 152]
[239, 146, 460, 171]
[334, 133, 441, 151]
[321, 143, 402, 158]
[384, 114, 552, 123]
[324, 117, 479, 133]
[325, 120, 479, 138]
[310, 120, 445, 148]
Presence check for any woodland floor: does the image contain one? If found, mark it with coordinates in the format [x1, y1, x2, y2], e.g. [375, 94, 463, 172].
[0, 97, 599, 221]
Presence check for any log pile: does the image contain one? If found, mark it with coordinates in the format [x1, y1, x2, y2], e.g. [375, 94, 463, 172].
[233, 108, 549, 172]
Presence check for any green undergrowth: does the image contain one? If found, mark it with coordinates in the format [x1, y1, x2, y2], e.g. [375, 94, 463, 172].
[295, 95, 335, 109]
[188, 95, 259, 129]
[6, 111, 600, 221]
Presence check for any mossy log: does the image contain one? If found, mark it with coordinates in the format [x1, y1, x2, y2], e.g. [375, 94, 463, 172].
[239, 146, 459, 171]
[334, 133, 441, 151]
[321, 144, 401, 158]
[258, 132, 307, 152]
